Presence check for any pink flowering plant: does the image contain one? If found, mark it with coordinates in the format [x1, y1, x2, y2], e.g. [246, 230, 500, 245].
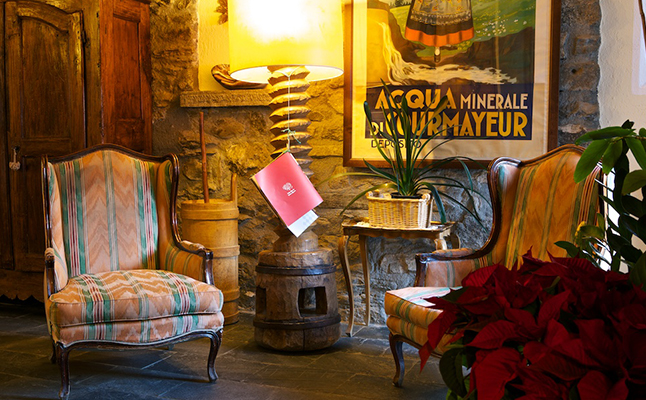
[420, 251, 646, 400]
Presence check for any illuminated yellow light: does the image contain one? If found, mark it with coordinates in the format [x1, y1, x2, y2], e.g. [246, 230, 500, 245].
[228, 0, 344, 83]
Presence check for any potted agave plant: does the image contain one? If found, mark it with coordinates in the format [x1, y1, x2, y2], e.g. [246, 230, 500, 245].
[325, 82, 486, 228]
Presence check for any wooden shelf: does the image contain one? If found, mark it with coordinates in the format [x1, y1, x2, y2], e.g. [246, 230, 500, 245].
[180, 90, 271, 108]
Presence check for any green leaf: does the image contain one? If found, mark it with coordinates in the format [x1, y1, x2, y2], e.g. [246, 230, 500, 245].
[629, 252, 646, 289]
[574, 140, 609, 182]
[623, 170, 646, 195]
[576, 127, 632, 144]
[600, 194, 617, 211]
[620, 242, 642, 264]
[555, 241, 581, 258]
[577, 224, 605, 239]
[446, 390, 460, 400]
[622, 194, 645, 217]
[595, 212, 606, 231]
[429, 185, 447, 223]
[363, 101, 374, 126]
[439, 348, 467, 397]
[602, 140, 623, 174]
[626, 137, 646, 170]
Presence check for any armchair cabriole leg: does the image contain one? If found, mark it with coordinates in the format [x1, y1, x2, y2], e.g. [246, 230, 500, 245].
[50, 341, 57, 364]
[56, 343, 70, 400]
[207, 329, 222, 382]
[389, 334, 405, 387]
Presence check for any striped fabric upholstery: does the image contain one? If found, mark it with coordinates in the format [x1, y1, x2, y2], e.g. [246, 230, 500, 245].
[46, 269, 223, 344]
[44, 148, 223, 347]
[502, 150, 597, 265]
[385, 287, 449, 328]
[49, 150, 160, 277]
[385, 287, 452, 351]
[46, 165, 70, 291]
[155, 160, 205, 281]
[52, 314, 223, 345]
[386, 147, 600, 354]
[421, 149, 599, 287]
[422, 258, 484, 287]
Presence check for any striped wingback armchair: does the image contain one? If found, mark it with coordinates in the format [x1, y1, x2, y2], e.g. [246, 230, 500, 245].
[42, 145, 224, 399]
[384, 144, 601, 387]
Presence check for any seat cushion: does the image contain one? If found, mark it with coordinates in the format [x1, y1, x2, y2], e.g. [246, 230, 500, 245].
[48, 269, 223, 329]
[385, 286, 450, 346]
[52, 314, 224, 345]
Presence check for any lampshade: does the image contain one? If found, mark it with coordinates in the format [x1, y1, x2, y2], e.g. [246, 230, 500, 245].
[228, 0, 344, 83]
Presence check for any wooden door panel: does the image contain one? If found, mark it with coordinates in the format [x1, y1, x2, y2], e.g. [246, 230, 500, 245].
[0, 4, 13, 271]
[5, 1, 85, 273]
[102, 0, 151, 153]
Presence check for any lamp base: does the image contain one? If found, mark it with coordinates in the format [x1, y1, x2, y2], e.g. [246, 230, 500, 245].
[253, 66, 340, 351]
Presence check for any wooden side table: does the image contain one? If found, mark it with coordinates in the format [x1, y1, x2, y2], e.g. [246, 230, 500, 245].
[338, 219, 459, 337]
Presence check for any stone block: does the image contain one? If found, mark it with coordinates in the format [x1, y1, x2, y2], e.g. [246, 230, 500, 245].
[572, 35, 601, 56]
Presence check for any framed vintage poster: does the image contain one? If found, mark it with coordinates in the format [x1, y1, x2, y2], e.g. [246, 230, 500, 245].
[343, 0, 561, 167]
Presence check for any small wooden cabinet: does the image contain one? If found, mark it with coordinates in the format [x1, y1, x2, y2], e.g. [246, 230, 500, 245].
[0, 0, 152, 300]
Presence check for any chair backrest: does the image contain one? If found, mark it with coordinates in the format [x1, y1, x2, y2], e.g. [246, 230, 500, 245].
[478, 144, 600, 267]
[43, 146, 177, 280]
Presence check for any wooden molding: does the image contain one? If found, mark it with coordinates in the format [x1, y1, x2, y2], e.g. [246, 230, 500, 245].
[180, 90, 272, 108]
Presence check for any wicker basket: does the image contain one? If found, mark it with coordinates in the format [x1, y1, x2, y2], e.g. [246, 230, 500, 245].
[367, 191, 432, 229]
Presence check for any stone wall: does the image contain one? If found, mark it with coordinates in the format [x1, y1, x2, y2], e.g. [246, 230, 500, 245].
[558, 0, 602, 144]
[150, 0, 602, 325]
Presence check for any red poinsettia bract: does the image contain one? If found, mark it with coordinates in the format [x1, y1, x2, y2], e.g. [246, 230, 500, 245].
[421, 250, 646, 400]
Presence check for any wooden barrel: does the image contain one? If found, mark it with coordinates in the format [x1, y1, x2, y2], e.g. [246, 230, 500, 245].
[254, 247, 341, 351]
[181, 175, 240, 325]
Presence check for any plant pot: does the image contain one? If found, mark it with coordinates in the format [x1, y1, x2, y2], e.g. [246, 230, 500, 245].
[390, 193, 421, 200]
[367, 191, 432, 228]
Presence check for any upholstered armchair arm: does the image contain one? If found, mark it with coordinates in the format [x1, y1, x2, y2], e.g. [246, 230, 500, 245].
[162, 240, 214, 284]
[44, 247, 69, 297]
[414, 251, 480, 287]
[179, 240, 207, 253]
[431, 248, 476, 258]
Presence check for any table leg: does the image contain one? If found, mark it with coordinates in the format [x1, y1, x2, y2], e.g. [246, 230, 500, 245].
[359, 235, 370, 327]
[338, 235, 355, 337]
[449, 228, 461, 249]
[434, 236, 448, 250]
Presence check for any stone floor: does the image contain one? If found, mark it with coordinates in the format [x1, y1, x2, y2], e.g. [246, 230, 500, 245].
[0, 299, 448, 400]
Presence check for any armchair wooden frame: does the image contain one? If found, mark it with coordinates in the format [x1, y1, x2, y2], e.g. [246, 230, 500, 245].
[388, 144, 601, 387]
[42, 144, 223, 400]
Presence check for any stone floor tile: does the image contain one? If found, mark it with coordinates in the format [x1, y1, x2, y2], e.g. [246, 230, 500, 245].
[70, 347, 174, 370]
[0, 375, 64, 400]
[0, 301, 449, 400]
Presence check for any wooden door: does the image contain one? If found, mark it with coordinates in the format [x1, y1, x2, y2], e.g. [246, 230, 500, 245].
[101, 0, 151, 153]
[5, 1, 86, 274]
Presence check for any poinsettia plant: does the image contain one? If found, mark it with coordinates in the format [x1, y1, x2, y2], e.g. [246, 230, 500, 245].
[420, 251, 646, 400]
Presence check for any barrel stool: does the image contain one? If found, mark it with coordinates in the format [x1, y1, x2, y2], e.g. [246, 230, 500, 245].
[254, 238, 341, 351]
